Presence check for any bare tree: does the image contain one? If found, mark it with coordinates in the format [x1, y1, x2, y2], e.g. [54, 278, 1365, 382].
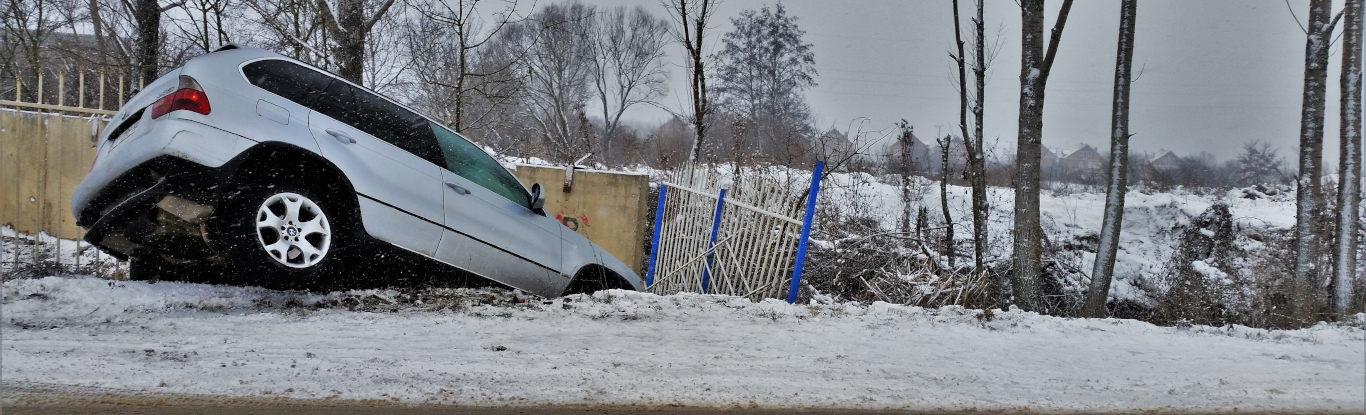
[3, 0, 80, 97]
[894, 121, 918, 234]
[313, 0, 398, 83]
[1084, 0, 1137, 319]
[951, 0, 994, 276]
[590, 5, 670, 165]
[514, 1, 597, 161]
[407, 0, 524, 132]
[937, 134, 956, 270]
[1332, 0, 1362, 316]
[713, 3, 818, 163]
[244, 0, 332, 66]
[168, 0, 234, 53]
[1011, 0, 1074, 313]
[661, 0, 717, 164]
[1292, 0, 1342, 315]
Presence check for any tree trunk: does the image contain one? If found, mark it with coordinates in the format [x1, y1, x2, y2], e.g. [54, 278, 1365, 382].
[134, 0, 161, 83]
[900, 124, 915, 234]
[951, 0, 982, 274]
[666, 0, 715, 164]
[971, 0, 989, 278]
[1333, 0, 1363, 316]
[1294, 0, 1335, 317]
[1011, 0, 1072, 312]
[939, 135, 956, 270]
[88, 0, 108, 67]
[1084, 0, 1137, 319]
[335, 0, 366, 83]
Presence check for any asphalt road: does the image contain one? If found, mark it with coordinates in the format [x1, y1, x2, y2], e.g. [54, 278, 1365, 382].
[4, 383, 1358, 414]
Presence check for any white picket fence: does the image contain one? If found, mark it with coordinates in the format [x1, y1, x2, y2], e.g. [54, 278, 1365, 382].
[646, 163, 824, 302]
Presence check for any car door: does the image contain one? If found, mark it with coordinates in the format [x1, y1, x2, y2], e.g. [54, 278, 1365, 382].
[429, 123, 567, 296]
[307, 80, 445, 256]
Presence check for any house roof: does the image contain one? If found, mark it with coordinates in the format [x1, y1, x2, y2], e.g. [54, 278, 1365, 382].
[1061, 143, 1097, 158]
[1148, 150, 1178, 164]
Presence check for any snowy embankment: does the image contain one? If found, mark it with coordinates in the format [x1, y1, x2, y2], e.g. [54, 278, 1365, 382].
[813, 171, 1301, 304]
[3, 275, 1362, 411]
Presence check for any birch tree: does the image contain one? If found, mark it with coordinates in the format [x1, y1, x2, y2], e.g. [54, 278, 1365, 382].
[1011, 0, 1074, 312]
[661, 0, 717, 163]
[1083, 0, 1137, 318]
[1292, 0, 1341, 315]
[1332, 0, 1362, 316]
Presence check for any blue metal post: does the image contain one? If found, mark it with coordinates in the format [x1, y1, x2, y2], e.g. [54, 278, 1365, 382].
[700, 188, 727, 294]
[787, 161, 824, 304]
[645, 185, 668, 287]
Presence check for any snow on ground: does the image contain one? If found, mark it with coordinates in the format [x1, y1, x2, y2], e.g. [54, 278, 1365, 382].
[3, 275, 1362, 411]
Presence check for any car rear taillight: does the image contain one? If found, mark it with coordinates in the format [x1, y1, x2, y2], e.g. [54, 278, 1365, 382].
[151, 75, 211, 118]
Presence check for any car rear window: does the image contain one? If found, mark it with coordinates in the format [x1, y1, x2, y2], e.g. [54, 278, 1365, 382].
[312, 81, 446, 167]
[242, 59, 334, 107]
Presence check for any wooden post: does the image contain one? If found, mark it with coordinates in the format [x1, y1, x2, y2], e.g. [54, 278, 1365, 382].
[99, 71, 106, 110]
[14, 76, 19, 102]
[117, 75, 124, 109]
[58, 71, 65, 108]
[37, 71, 44, 105]
[79, 70, 86, 109]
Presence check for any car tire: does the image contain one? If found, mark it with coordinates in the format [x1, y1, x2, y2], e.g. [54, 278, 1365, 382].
[212, 180, 354, 290]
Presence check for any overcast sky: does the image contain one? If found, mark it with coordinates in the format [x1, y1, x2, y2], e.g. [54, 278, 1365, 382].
[574, 0, 1354, 164]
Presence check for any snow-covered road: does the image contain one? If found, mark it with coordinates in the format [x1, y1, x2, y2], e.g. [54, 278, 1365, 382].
[2, 275, 1362, 412]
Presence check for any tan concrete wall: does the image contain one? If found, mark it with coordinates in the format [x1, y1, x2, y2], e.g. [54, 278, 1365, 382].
[0, 110, 104, 240]
[512, 165, 650, 273]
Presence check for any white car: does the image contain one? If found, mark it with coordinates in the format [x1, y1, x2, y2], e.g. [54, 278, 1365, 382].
[71, 45, 641, 296]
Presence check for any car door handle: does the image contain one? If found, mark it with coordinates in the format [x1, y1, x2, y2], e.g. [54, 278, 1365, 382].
[445, 182, 471, 195]
[325, 128, 356, 144]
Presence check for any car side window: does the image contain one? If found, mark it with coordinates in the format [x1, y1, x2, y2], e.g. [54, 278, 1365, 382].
[312, 81, 445, 167]
[430, 123, 531, 209]
[241, 60, 333, 107]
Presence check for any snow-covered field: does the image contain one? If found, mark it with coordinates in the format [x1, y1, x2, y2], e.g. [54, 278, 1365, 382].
[3, 275, 1363, 411]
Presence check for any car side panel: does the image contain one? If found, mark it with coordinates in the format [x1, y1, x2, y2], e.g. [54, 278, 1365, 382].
[358, 197, 442, 257]
[307, 111, 445, 256]
[437, 169, 565, 297]
[182, 57, 322, 155]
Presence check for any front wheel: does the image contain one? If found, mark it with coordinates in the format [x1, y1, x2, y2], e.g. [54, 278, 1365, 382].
[213, 182, 354, 289]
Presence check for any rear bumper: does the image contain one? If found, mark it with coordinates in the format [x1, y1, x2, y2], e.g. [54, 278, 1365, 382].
[72, 117, 253, 223]
[76, 156, 223, 261]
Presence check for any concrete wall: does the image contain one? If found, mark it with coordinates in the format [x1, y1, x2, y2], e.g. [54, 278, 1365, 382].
[0, 110, 104, 240]
[512, 165, 650, 274]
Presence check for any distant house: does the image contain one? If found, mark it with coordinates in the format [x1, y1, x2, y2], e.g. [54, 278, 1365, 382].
[1041, 146, 1059, 171]
[1147, 150, 1181, 172]
[1059, 143, 1106, 175]
[815, 128, 855, 162]
[886, 129, 933, 171]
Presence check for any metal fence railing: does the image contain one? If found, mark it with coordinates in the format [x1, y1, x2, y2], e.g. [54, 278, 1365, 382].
[2, 70, 126, 279]
[646, 162, 824, 303]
